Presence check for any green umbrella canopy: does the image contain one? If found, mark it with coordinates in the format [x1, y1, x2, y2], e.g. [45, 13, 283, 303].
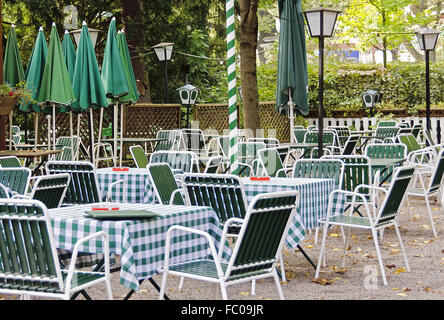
[101, 17, 129, 100]
[38, 23, 75, 108]
[70, 22, 108, 112]
[3, 24, 25, 87]
[276, 0, 308, 116]
[19, 27, 48, 113]
[62, 30, 77, 83]
[116, 30, 140, 104]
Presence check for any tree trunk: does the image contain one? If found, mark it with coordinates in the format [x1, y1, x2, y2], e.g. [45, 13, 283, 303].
[120, 0, 152, 102]
[239, 0, 260, 136]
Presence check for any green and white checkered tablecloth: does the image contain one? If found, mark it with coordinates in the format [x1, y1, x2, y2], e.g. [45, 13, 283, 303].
[241, 177, 339, 249]
[48, 203, 231, 292]
[96, 168, 182, 204]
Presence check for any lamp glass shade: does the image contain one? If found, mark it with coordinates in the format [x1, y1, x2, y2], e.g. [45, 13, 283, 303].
[177, 84, 199, 105]
[71, 27, 100, 48]
[152, 42, 174, 61]
[302, 7, 341, 38]
[415, 28, 440, 51]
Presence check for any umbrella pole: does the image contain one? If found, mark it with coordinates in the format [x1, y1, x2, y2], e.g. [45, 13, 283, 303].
[289, 89, 295, 144]
[8, 114, 12, 150]
[76, 113, 81, 160]
[89, 109, 95, 165]
[114, 102, 118, 167]
[96, 107, 104, 167]
[52, 103, 56, 150]
[34, 113, 38, 150]
[47, 115, 51, 150]
[70, 111, 74, 160]
[119, 104, 124, 166]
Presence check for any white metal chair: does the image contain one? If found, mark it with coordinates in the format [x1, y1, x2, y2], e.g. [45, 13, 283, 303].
[158, 190, 300, 300]
[0, 198, 113, 300]
[315, 166, 415, 286]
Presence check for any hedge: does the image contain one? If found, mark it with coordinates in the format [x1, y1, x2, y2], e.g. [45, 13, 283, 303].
[257, 61, 444, 117]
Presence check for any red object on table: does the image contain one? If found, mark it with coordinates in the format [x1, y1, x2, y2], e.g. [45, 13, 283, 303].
[250, 176, 270, 181]
[91, 207, 120, 211]
[112, 167, 129, 172]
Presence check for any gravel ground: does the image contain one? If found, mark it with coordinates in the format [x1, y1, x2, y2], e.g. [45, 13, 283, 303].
[1, 197, 444, 302]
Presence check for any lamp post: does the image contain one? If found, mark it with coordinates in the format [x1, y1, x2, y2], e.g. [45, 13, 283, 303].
[415, 28, 440, 133]
[302, 6, 340, 158]
[152, 42, 174, 103]
[177, 84, 199, 129]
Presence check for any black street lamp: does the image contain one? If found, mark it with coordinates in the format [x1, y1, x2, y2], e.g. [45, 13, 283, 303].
[415, 28, 440, 133]
[302, 6, 341, 158]
[152, 42, 174, 103]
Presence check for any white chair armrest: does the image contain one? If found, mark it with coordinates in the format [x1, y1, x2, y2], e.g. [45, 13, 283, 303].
[162, 225, 224, 277]
[106, 179, 125, 202]
[64, 231, 110, 293]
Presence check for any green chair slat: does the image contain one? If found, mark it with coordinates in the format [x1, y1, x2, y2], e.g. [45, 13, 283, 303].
[147, 163, 184, 205]
[365, 143, 406, 183]
[293, 129, 307, 143]
[30, 174, 70, 209]
[0, 156, 22, 168]
[428, 150, 444, 193]
[182, 174, 247, 225]
[258, 148, 286, 177]
[292, 159, 344, 187]
[377, 120, 398, 127]
[0, 168, 31, 195]
[228, 193, 298, 280]
[375, 127, 399, 139]
[150, 151, 197, 173]
[129, 145, 149, 168]
[45, 161, 101, 205]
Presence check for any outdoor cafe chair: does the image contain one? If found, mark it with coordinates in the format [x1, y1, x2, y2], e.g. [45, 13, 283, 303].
[329, 134, 360, 156]
[203, 155, 223, 174]
[53, 136, 81, 161]
[129, 144, 149, 168]
[181, 173, 291, 284]
[376, 120, 398, 128]
[365, 142, 407, 185]
[234, 142, 266, 177]
[147, 163, 185, 205]
[405, 148, 444, 237]
[45, 161, 121, 204]
[0, 198, 113, 300]
[153, 129, 181, 152]
[0, 167, 31, 197]
[315, 165, 415, 286]
[158, 190, 300, 300]
[11, 173, 71, 209]
[0, 156, 22, 168]
[257, 147, 290, 177]
[327, 126, 351, 147]
[374, 127, 400, 142]
[180, 128, 209, 158]
[149, 150, 199, 173]
[398, 133, 422, 155]
[411, 123, 422, 139]
[292, 158, 345, 188]
[293, 128, 307, 143]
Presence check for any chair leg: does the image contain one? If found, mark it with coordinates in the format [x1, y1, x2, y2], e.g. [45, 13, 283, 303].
[178, 277, 184, 290]
[406, 195, 412, 219]
[105, 276, 113, 300]
[220, 282, 228, 300]
[424, 195, 438, 237]
[371, 228, 387, 286]
[251, 280, 256, 296]
[273, 271, 285, 300]
[158, 272, 168, 300]
[315, 223, 329, 279]
[314, 227, 319, 244]
[342, 227, 350, 268]
[393, 221, 410, 272]
[279, 253, 286, 282]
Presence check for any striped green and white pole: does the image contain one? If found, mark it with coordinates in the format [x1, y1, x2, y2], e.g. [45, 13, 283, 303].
[226, 0, 238, 173]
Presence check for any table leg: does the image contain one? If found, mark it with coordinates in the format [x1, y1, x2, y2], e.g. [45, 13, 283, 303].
[297, 244, 317, 270]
